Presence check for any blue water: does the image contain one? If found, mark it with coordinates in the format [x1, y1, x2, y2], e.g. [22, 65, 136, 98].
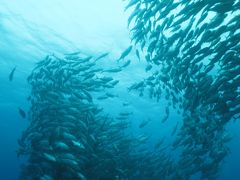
[0, 1, 240, 179]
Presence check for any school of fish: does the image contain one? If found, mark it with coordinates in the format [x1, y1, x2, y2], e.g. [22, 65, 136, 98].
[125, 0, 240, 179]
[15, 0, 240, 179]
[17, 52, 179, 179]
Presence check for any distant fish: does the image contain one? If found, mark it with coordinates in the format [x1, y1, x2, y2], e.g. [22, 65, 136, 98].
[119, 111, 133, 116]
[9, 66, 17, 81]
[121, 60, 131, 68]
[64, 51, 81, 60]
[125, 0, 139, 11]
[136, 49, 140, 61]
[118, 46, 133, 61]
[106, 92, 118, 98]
[171, 122, 179, 136]
[110, 80, 119, 86]
[95, 52, 109, 61]
[139, 118, 151, 128]
[145, 64, 152, 72]
[27, 96, 31, 101]
[18, 107, 26, 119]
[123, 102, 130, 106]
[161, 107, 169, 123]
[154, 137, 165, 149]
[43, 153, 56, 162]
[97, 95, 108, 100]
[161, 115, 168, 123]
[104, 67, 122, 73]
[64, 51, 81, 56]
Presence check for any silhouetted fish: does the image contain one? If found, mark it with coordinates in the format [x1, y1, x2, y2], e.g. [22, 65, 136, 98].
[18, 107, 26, 119]
[9, 66, 16, 81]
[118, 45, 132, 61]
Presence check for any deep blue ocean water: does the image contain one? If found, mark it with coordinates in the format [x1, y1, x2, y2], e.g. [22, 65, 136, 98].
[0, 1, 240, 179]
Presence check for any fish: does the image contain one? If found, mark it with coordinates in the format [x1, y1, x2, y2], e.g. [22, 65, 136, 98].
[22, 17, 240, 179]
[77, 173, 86, 180]
[63, 132, 76, 141]
[119, 112, 133, 116]
[128, 81, 145, 91]
[43, 153, 56, 162]
[80, 56, 93, 63]
[121, 60, 131, 68]
[122, 102, 130, 106]
[137, 134, 150, 143]
[18, 107, 26, 119]
[61, 158, 78, 167]
[125, 0, 240, 178]
[125, 0, 139, 11]
[104, 67, 122, 73]
[139, 118, 151, 128]
[72, 140, 85, 150]
[171, 122, 179, 136]
[117, 46, 133, 61]
[110, 80, 119, 86]
[145, 64, 152, 72]
[97, 95, 108, 100]
[154, 137, 165, 150]
[136, 49, 140, 61]
[40, 175, 54, 180]
[54, 141, 69, 150]
[161, 115, 168, 123]
[95, 52, 109, 61]
[9, 66, 16, 81]
[64, 51, 81, 56]
[106, 92, 118, 98]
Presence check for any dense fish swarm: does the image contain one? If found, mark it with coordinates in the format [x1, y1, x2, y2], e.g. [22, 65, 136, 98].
[18, 53, 176, 179]
[126, 0, 240, 179]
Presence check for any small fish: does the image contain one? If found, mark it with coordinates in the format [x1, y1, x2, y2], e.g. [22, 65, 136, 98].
[161, 107, 169, 123]
[161, 115, 168, 123]
[145, 64, 152, 72]
[54, 141, 69, 150]
[139, 118, 151, 128]
[97, 95, 108, 100]
[95, 52, 109, 61]
[110, 80, 119, 86]
[119, 112, 133, 116]
[80, 56, 92, 63]
[154, 137, 165, 149]
[171, 122, 179, 136]
[18, 107, 26, 119]
[137, 134, 150, 143]
[64, 51, 81, 56]
[136, 49, 140, 61]
[125, 0, 139, 11]
[121, 60, 131, 68]
[104, 67, 122, 73]
[116, 116, 128, 120]
[123, 102, 130, 106]
[40, 175, 54, 180]
[106, 92, 118, 98]
[27, 96, 31, 101]
[43, 153, 56, 162]
[118, 46, 133, 61]
[9, 66, 17, 81]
